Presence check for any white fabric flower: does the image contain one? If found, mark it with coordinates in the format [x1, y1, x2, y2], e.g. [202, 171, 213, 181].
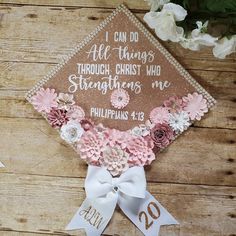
[180, 21, 218, 51]
[213, 36, 236, 59]
[144, 3, 187, 42]
[169, 111, 190, 133]
[60, 120, 84, 144]
[131, 120, 156, 137]
[145, 0, 170, 11]
[131, 124, 150, 137]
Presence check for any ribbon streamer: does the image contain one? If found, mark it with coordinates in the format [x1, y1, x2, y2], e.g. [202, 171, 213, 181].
[66, 166, 178, 236]
[0, 162, 4, 168]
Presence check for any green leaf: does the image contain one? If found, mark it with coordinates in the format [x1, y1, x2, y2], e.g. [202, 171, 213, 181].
[199, 0, 236, 13]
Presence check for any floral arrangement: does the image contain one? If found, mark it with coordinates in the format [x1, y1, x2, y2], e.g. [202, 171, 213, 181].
[144, 0, 236, 59]
[31, 87, 208, 176]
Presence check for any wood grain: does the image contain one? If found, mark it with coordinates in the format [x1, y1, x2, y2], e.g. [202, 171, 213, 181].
[0, 1, 235, 236]
[0, 173, 235, 236]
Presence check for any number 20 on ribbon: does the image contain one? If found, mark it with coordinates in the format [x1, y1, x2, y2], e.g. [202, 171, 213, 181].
[138, 202, 161, 230]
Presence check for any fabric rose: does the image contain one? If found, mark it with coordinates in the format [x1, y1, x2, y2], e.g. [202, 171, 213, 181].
[150, 123, 174, 148]
[67, 105, 85, 122]
[47, 108, 69, 128]
[80, 119, 94, 131]
[31, 88, 58, 113]
[99, 145, 129, 176]
[213, 35, 236, 59]
[144, 3, 187, 42]
[60, 120, 84, 144]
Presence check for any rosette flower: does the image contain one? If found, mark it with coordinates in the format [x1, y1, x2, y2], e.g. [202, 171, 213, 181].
[126, 136, 155, 166]
[77, 130, 105, 164]
[150, 123, 174, 148]
[99, 146, 129, 176]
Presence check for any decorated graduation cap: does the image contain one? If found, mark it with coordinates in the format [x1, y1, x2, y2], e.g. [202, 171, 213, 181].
[26, 4, 216, 236]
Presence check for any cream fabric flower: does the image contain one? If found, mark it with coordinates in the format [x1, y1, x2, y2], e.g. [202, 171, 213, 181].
[144, 3, 187, 42]
[60, 120, 84, 144]
[180, 21, 218, 51]
[100, 146, 129, 176]
[145, 0, 170, 11]
[213, 36, 236, 59]
[57, 93, 75, 110]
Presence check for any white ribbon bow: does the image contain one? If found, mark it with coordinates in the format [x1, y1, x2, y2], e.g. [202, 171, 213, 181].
[66, 166, 178, 236]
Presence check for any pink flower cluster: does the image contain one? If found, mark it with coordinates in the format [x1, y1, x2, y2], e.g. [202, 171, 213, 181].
[77, 126, 155, 175]
[148, 92, 208, 150]
[31, 87, 209, 176]
[31, 88, 86, 129]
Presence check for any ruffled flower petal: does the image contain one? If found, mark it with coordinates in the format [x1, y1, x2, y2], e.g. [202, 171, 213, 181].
[31, 88, 58, 113]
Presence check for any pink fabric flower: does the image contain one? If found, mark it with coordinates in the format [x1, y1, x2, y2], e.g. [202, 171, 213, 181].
[149, 106, 170, 124]
[99, 146, 129, 176]
[150, 123, 174, 148]
[77, 130, 105, 164]
[31, 88, 58, 113]
[111, 89, 130, 109]
[163, 95, 185, 113]
[126, 136, 155, 166]
[67, 105, 85, 122]
[80, 119, 94, 131]
[47, 108, 69, 128]
[104, 128, 131, 149]
[183, 92, 208, 120]
[57, 93, 75, 110]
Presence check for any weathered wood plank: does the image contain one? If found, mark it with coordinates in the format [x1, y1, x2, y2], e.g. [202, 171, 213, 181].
[0, 0, 150, 10]
[0, 6, 235, 71]
[0, 173, 235, 236]
[0, 118, 235, 186]
[0, 231, 66, 236]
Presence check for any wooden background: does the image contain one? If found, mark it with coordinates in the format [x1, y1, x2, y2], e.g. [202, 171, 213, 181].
[0, 0, 235, 235]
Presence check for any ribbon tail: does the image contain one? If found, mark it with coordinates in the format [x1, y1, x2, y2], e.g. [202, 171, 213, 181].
[66, 193, 118, 236]
[0, 161, 4, 168]
[118, 191, 178, 236]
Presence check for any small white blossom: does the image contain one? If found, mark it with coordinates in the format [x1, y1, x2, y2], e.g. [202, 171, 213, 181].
[213, 36, 236, 59]
[145, 0, 170, 11]
[131, 120, 155, 137]
[60, 120, 84, 144]
[144, 3, 187, 42]
[180, 21, 218, 51]
[169, 111, 190, 133]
